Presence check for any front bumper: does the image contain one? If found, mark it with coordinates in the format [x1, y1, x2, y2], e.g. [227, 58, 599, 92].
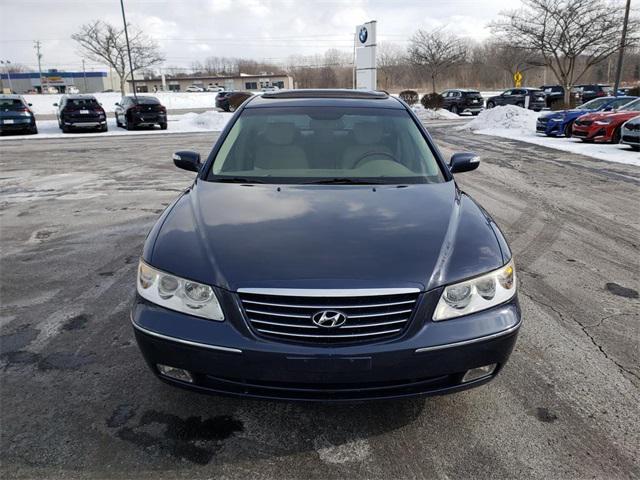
[0, 117, 35, 132]
[131, 293, 522, 401]
[621, 129, 639, 147]
[536, 119, 564, 136]
[572, 124, 612, 142]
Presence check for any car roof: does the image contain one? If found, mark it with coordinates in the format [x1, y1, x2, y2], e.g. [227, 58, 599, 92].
[63, 94, 97, 99]
[246, 89, 403, 109]
[0, 94, 24, 100]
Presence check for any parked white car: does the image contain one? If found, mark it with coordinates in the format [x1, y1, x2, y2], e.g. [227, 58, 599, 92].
[206, 85, 225, 92]
[66, 86, 80, 94]
[186, 85, 205, 92]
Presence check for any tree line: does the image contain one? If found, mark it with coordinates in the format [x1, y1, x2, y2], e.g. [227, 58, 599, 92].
[65, 0, 638, 97]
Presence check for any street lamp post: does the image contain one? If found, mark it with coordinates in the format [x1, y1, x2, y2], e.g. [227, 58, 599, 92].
[119, 0, 137, 97]
[613, 0, 631, 96]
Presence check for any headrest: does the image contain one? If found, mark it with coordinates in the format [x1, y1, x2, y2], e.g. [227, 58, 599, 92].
[264, 122, 297, 145]
[310, 118, 343, 131]
[353, 122, 383, 145]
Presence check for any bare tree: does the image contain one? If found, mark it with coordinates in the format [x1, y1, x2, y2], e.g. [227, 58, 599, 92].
[492, 0, 640, 104]
[408, 27, 468, 93]
[72, 20, 164, 95]
[490, 43, 545, 84]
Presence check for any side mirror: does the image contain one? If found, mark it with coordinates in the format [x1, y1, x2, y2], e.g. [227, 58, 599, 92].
[53, 103, 58, 107]
[28, 103, 32, 106]
[449, 152, 480, 174]
[603, 106, 612, 111]
[173, 151, 201, 172]
[114, 102, 120, 106]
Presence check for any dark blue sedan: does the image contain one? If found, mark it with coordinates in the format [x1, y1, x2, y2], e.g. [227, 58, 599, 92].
[536, 96, 637, 137]
[131, 89, 521, 401]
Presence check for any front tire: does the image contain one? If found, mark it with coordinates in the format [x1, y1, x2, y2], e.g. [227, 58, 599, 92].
[125, 116, 134, 131]
[611, 127, 621, 144]
[62, 124, 71, 133]
[160, 123, 167, 130]
[116, 115, 122, 128]
[564, 121, 574, 138]
[516, 102, 524, 108]
[486, 101, 495, 109]
[450, 105, 458, 114]
[228, 104, 236, 112]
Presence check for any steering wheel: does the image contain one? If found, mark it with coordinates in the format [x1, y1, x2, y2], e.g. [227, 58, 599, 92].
[352, 151, 398, 169]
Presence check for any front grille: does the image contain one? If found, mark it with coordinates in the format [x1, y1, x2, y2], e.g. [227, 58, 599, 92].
[238, 290, 420, 344]
[624, 123, 640, 131]
[572, 130, 588, 137]
[622, 135, 639, 143]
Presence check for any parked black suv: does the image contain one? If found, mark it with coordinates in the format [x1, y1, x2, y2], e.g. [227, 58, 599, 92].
[573, 84, 611, 104]
[115, 95, 167, 130]
[215, 91, 253, 112]
[539, 85, 565, 108]
[0, 94, 37, 135]
[55, 95, 107, 133]
[441, 89, 484, 115]
[486, 88, 546, 111]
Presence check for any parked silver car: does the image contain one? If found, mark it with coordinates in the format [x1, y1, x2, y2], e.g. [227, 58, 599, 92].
[620, 116, 640, 151]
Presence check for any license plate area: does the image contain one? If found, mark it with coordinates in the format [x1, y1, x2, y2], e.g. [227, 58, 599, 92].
[286, 356, 372, 373]
[80, 109, 89, 114]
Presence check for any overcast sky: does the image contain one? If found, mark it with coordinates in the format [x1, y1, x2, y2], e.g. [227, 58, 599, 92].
[1, 0, 519, 73]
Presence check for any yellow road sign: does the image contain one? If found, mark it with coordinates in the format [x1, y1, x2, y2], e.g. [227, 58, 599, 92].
[514, 71, 523, 87]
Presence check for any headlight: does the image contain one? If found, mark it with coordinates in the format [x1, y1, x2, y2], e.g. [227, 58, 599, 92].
[136, 260, 224, 321]
[550, 115, 564, 121]
[594, 119, 612, 125]
[433, 260, 516, 321]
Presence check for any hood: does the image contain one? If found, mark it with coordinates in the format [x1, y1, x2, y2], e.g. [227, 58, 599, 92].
[149, 181, 506, 292]
[579, 110, 639, 122]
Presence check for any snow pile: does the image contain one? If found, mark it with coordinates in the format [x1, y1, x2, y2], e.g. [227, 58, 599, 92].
[412, 105, 462, 121]
[459, 105, 540, 132]
[173, 110, 233, 132]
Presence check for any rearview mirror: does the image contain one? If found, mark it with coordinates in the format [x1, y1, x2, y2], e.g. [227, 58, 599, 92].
[173, 151, 201, 172]
[450, 153, 480, 174]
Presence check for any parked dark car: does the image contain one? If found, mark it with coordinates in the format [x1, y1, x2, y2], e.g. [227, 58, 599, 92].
[115, 95, 167, 130]
[215, 91, 253, 112]
[441, 89, 484, 115]
[0, 94, 37, 135]
[539, 85, 565, 108]
[486, 88, 546, 111]
[55, 95, 107, 133]
[131, 89, 521, 402]
[620, 116, 640, 151]
[536, 96, 637, 137]
[573, 84, 611, 104]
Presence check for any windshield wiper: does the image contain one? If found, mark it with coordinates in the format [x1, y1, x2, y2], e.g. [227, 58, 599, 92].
[303, 178, 387, 185]
[213, 177, 266, 184]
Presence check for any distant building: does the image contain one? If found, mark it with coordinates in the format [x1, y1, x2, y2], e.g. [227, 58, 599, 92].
[0, 70, 109, 94]
[127, 73, 294, 93]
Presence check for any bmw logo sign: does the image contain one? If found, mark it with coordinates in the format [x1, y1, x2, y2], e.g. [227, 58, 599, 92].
[359, 26, 368, 44]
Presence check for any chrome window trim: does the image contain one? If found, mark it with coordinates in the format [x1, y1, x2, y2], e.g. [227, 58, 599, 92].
[414, 320, 522, 353]
[131, 318, 242, 354]
[237, 288, 421, 297]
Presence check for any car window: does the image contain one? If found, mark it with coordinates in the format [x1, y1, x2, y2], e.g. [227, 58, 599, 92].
[208, 107, 445, 184]
[620, 99, 640, 111]
[133, 97, 160, 105]
[0, 98, 26, 110]
[503, 90, 512, 95]
[609, 98, 635, 109]
[67, 98, 99, 108]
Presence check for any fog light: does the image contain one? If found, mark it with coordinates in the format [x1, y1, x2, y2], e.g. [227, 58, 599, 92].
[157, 364, 193, 383]
[462, 363, 497, 383]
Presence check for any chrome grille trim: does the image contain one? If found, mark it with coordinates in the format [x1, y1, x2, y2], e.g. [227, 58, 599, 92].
[241, 299, 416, 309]
[237, 288, 420, 297]
[238, 290, 421, 344]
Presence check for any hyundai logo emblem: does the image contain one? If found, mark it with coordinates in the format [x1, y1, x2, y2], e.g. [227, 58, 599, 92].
[358, 26, 368, 44]
[311, 310, 347, 328]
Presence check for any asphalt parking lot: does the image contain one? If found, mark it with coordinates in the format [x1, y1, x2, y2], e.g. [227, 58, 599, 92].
[1, 124, 638, 479]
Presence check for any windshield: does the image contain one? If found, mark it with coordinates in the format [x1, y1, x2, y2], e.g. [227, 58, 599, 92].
[207, 107, 445, 184]
[620, 99, 640, 111]
[67, 98, 99, 108]
[133, 96, 160, 105]
[580, 98, 611, 109]
[0, 99, 25, 111]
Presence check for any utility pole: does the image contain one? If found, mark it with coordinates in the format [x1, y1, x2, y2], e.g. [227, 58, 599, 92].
[119, 0, 137, 97]
[613, 0, 631, 96]
[82, 59, 88, 92]
[34, 40, 44, 94]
